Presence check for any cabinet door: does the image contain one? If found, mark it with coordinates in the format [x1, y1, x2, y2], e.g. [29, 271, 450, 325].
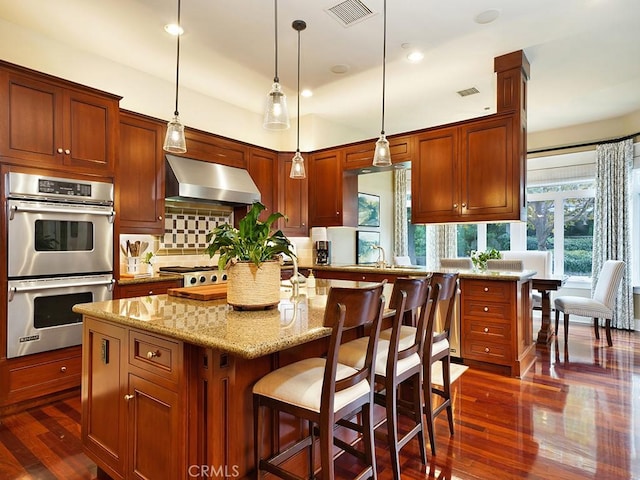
[343, 134, 414, 171]
[64, 89, 118, 173]
[115, 280, 183, 299]
[82, 318, 127, 479]
[0, 71, 64, 166]
[127, 374, 182, 480]
[278, 153, 308, 236]
[184, 129, 247, 168]
[411, 127, 459, 223]
[460, 115, 518, 221]
[247, 147, 278, 221]
[118, 112, 165, 234]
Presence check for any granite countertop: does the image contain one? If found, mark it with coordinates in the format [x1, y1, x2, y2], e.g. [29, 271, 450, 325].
[117, 273, 183, 285]
[74, 279, 392, 359]
[304, 264, 536, 281]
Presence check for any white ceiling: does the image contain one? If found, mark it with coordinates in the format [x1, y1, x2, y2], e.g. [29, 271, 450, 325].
[2, 0, 640, 142]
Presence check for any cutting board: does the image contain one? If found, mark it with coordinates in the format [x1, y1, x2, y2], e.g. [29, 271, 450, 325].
[167, 284, 228, 301]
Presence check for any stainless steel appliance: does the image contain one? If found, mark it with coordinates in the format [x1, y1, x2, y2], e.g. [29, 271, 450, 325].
[6, 172, 115, 358]
[315, 241, 331, 265]
[158, 266, 228, 287]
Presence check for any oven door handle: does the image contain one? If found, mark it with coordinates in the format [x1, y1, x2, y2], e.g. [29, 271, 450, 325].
[8, 279, 115, 301]
[9, 204, 115, 223]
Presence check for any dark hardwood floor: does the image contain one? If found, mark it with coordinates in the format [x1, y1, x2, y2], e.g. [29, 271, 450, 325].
[1, 318, 638, 479]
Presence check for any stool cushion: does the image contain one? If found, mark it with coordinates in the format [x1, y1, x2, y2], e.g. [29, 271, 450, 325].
[338, 337, 420, 376]
[379, 326, 450, 357]
[253, 357, 370, 413]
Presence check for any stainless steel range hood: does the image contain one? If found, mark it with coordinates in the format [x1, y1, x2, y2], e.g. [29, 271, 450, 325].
[165, 155, 261, 206]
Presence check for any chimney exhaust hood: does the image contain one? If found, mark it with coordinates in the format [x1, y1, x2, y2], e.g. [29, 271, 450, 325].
[165, 155, 261, 206]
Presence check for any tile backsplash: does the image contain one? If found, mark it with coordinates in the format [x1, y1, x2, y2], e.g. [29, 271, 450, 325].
[161, 203, 232, 252]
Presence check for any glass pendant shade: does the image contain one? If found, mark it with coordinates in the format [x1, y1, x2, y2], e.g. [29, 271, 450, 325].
[290, 150, 306, 178]
[263, 82, 290, 130]
[372, 134, 391, 166]
[163, 115, 186, 153]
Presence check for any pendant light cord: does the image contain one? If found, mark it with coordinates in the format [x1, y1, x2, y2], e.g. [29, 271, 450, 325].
[174, 0, 181, 116]
[380, 0, 387, 136]
[296, 27, 301, 151]
[273, 0, 279, 83]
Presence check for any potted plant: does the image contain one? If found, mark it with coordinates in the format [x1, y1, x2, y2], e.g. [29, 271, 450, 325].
[206, 202, 295, 310]
[470, 248, 501, 270]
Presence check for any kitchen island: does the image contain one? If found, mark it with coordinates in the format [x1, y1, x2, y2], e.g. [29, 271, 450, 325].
[73, 279, 387, 480]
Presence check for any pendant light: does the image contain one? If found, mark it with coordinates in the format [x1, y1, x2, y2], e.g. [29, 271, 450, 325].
[290, 20, 307, 179]
[163, 0, 187, 153]
[263, 0, 290, 130]
[372, 0, 391, 166]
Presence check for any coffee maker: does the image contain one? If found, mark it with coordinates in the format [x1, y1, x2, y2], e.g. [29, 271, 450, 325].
[315, 241, 331, 265]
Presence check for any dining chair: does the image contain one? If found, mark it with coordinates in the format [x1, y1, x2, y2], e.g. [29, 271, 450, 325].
[554, 260, 625, 347]
[337, 276, 436, 480]
[485, 259, 524, 271]
[439, 258, 472, 269]
[423, 272, 459, 455]
[253, 282, 386, 480]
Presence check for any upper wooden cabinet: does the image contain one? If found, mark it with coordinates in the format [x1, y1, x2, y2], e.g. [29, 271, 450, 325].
[412, 114, 525, 224]
[342, 134, 414, 170]
[0, 63, 119, 174]
[117, 111, 166, 234]
[278, 153, 308, 236]
[308, 149, 357, 227]
[247, 147, 278, 221]
[183, 129, 247, 168]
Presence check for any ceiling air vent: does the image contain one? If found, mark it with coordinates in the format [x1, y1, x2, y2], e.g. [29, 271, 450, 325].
[457, 87, 480, 97]
[326, 0, 376, 27]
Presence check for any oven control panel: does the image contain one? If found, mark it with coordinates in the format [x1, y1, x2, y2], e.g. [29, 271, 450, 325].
[183, 271, 228, 287]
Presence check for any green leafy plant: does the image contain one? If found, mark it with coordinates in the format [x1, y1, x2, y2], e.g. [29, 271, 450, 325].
[205, 202, 295, 271]
[470, 248, 502, 270]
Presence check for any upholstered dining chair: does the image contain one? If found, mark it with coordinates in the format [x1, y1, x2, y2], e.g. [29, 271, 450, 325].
[440, 258, 472, 269]
[486, 259, 524, 271]
[253, 282, 386, 480]
[337, 276, 436, 480]
[554, 260, 625, 347]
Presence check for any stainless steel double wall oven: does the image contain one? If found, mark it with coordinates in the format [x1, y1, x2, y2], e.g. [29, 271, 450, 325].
[6, 172, 115, 358]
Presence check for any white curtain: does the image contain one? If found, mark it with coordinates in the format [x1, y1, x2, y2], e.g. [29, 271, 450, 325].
[592, 138, 634, 330]
[425, 224, 457, 271]
[392, 169, 408, 257]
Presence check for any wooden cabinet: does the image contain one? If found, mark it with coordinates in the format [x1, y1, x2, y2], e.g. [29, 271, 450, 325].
[0, 62, 119, 174]
[460, 277, 534, 377]
[278, 152, 308, 236]
[247, 147, 278, 221]
[313, 268, 401, 283]
[412, 114, 524, 224]
[308, 149, 357, 227]
[184, 128, 247, 168]
[342, 134, 414, 170]
[117, 111, 166, 234]
[82, 317, 186, 480]
[115, 279, 183, 299]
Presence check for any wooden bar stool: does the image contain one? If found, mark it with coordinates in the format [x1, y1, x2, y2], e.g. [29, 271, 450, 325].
[338, 276, 436, 480]
[253, 282, 386, 480]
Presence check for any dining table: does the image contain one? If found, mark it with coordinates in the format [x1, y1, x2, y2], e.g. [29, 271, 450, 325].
[531, 275, 566, 344]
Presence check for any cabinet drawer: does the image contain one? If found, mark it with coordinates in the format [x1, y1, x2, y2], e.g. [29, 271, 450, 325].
[464, 340, 511, 364]
[129, 331, 181, 384]
[465, 319, 511, 342]
[7, 352, 81, 402]
[462, 299, 511, 321]
[462, 279, 511, 300]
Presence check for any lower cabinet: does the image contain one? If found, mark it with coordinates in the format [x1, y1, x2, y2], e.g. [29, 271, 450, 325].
[115, 279, 183, 299]
[82, 317, 186, 480]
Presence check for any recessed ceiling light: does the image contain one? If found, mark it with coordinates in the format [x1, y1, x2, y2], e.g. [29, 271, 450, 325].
[406, 51, 424, 63]
[301, 89, 313, 98]
[474, 9, 500, 25]
[164, 23, 184, 36]
[331, 64, 350, 74]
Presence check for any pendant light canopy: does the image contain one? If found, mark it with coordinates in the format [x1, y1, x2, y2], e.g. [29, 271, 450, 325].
[163, 0, 187, 153]
[372, 0, 391, 167]
[263, 0, 290, 130]
[290, 20, 307, 179]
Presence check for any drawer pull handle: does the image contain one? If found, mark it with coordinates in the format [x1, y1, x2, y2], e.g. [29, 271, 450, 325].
[484, 347, 490, 353]
[60, 366, 67, 373]
[146, 350, 159, 359]
[483, 287, 489, 292]
[483, 306, 489, 312]
[124, 394, 134, 401]
[484, 327, 489, 333]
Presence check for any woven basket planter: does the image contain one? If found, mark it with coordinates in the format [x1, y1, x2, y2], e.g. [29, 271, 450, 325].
[226, 260, 281, 310]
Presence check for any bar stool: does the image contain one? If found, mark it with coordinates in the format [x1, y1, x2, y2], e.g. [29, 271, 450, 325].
[337, 276, 436, 480]
[253, 282, 386, 480]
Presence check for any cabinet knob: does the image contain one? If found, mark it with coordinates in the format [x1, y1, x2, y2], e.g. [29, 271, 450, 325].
[336, 211, 339, 215]
[484, 327, 489, 333]
[124, 394, 134, 401]
[65, 149, 71, 154]
[57, 147, 64, 154]
[461, 203, 467, 208]
[302, 223, 305, 226]
[483, 287, 489, 292]
[483, 306, 489, 312]
[484, 347, 490, 353]
[158, 215, 163, 220]
[453, 203, 458, 208]
[60, 366, 67, 373]
[148, 290, 154, 295]
[146, 350, 158, 359]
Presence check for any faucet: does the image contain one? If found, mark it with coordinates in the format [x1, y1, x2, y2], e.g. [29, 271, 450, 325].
[290, 255, 300, 297]
[373, 245, 386, 268]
